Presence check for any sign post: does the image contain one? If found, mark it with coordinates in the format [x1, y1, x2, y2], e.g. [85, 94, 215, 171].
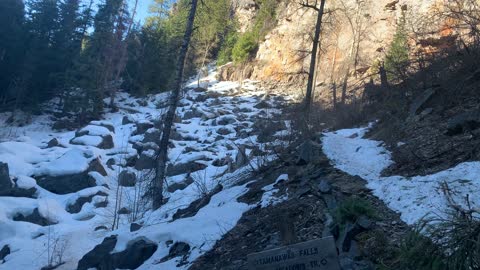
[247, 237, 340, 270]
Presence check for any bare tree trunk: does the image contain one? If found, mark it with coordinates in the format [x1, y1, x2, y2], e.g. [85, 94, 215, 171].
[153, 0, 199, 210]
[303, 0, 326, 115]
[109, 0, 139, 109]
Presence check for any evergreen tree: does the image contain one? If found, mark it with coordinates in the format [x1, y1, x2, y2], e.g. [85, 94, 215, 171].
[385, 11, 410, 82]
[0, 0, 26, 109]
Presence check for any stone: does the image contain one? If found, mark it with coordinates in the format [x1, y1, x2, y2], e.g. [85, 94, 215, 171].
[247, 237, 340, 270]
[234, 146, 248, 169]
[0, 245, 10, 263]
[13, 208, 56, 226]
[77, 236, 158, 270]
[0, 163, 13, 196]
[318, 180, 332, 194]
[106, 158, 115, 169]
[446, 110, 480, 136]
[118, 171, 136, 187]
[46, 138, 59, 148]
[94, 226, 109, 231]
[36, 161, 98, 195]
[167, 175, 194, 193]
[172, 184, 223, 220]
[166, 161, 208, 177]
[159, 242, 191, 263]
[122, 115, 134, 125]
[88, 158, 108, 176]
[130, 223, 142, 232]
[66, 191, 108, 214]
[143, 129, 161, 144]
[297, 140, 321, 165]
[98, 134, 114, 149]
[118, 207, 131, 215]
[135, 152, 156, 170]
[217, 127, 233, 135]
[409, 88, 436, 116]
[134, 122, 154, 135]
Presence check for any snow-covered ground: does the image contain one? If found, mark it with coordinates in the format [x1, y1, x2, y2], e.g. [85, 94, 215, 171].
[323, 125, 480, 224]
[0, 67, 293, 269]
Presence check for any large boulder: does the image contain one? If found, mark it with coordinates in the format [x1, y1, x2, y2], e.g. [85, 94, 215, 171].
[0, 163, 13, 196]
[446, 110, 480, 136]
[77, 236, 158, 270]
[135, 151, 156, 170]
[13, 208, 56, 226]
[118, 171, 136, 187]
[296, 140, 322, 165]
[166, 161, 208, 177]
[66, 191, 108, 214]
[0, 245, 10, 263]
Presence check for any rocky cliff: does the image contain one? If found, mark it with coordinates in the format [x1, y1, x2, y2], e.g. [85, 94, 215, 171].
[226, 0, 450, 104]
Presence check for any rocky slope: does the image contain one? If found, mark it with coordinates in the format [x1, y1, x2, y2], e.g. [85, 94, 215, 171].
[226, 0, 450, 103]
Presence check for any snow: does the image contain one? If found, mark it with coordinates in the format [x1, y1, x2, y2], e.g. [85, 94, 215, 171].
[323, 125, 480, 225]
[260, 174, 289, 208]
[0, 66, 294, 269]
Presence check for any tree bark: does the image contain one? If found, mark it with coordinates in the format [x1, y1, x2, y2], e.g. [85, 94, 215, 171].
[153, 0, 199, 210]
[304, 0, 326, 115]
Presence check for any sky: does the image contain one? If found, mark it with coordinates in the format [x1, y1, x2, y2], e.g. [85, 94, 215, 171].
[133, 0, 154, 23]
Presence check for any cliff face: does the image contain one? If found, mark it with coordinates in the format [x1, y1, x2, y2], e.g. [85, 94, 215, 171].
[229, 0, 449, 102]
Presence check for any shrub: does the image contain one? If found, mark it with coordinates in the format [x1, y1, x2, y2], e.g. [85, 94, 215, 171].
[232, 32, 258, 63]
[333, 197, 377, 226]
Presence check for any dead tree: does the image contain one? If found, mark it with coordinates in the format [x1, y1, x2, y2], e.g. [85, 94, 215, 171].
[153, 0, 199, 210]
[301, 0, 327, 115]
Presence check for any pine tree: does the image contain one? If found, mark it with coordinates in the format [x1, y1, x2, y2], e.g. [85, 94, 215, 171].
[0, 0, 26, 109]
[385, 11, 410, 82]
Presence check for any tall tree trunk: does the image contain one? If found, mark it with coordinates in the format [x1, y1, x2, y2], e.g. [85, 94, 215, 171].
[304, 0, 326, 115]
[153, 0, 199, 210]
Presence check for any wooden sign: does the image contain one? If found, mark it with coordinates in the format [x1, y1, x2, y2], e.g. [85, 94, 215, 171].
[247, 237, 340, 270]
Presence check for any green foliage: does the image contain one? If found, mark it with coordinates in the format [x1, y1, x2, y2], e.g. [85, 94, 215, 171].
[232, 31, 258, 63]
[226, 0, 277, 64]
[385, 11, 410, 82]
[217, 31, 238, 66]
[333, 197, 376, 226]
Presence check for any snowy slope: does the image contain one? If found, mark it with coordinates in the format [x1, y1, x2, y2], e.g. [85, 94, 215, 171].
[322, 125, 480, 224]
[0, 67, 293, 269]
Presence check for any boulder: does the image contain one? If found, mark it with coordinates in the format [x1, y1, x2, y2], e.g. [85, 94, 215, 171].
[0, 245, 10, 263]
[13, 208, 56, 226]
[118, 171, 136, 187]
[77, 236, 158, 270]
[66, 191, 108, 214]
[143, 129, 161, 144]
[122, 115, 134, 125]
[446, 110, 480, 136]
[0, 163, 13, 196]
[88, 158, 108, 176]
[134, 122, 154, 135]
[36, 170, 97, 195]
[409, 88, 436, 116]
[167, 175, 194, 193]
[98, 134, 114, 149]
[130, 223, 142, 232]
[172, 184, 223, 220]
[166, 161, 207, 177]
[118, 207, 131, 215]
[159, 242, 190, 263]
[46, 138, 59, 148]
[216, 127, 233, 135]
[135, 152, 156, 170]
[234, 146, 248, 169]
[296, 140, 322, 165]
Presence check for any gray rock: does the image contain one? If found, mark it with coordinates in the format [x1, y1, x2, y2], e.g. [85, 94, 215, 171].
[143, 129, 161, 144]
[130, 223, 142, 232]
[166, 162, 207, 177]
[0, 245, 10, 263]
[159, 242, 191, 263]
[98, 134, 114, 149]
[67, 191, 108, 214]
[36, 161, 99, 194]
[172, 185, 223, 220]
[118, 171, 136, 187]
[135, 153, 156, 170]
[134, 122, 154, 135]
[234, 146, 248, 169]
[318, 180, 332, 194]
[297, 140, 322, 165]
[446, 110, 480, 136]
[0, 163, 13, 196]
[409, 88, 436, 116]
[118, 207, 131, 215]
[46, 138, 59, 148]
[78, 236, 158, 270]
[13, 208, 56, 226]
[167, 175, 194, 193]
[122, 115, 134, 125]
[217, 127, 233, 135]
